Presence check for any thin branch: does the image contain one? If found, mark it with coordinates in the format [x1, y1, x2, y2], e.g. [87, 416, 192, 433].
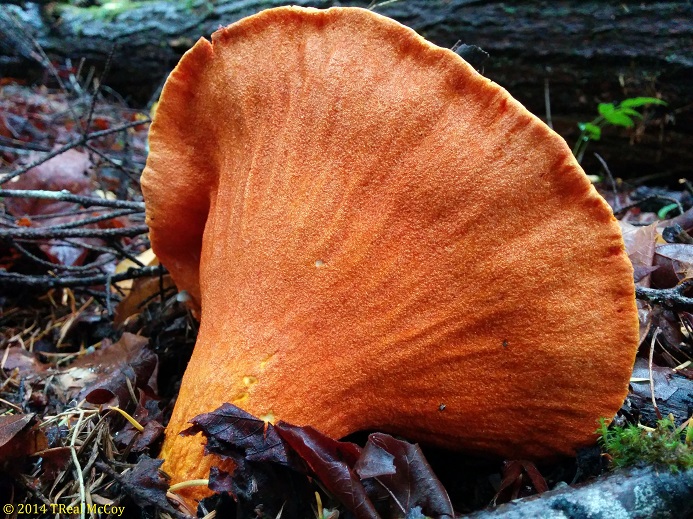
[86, 142, 142, 181]
[82, 44, 116, 139]
[0, 190, 144, 210]
[594, 153, 618, 206]
[544, 77, 553, 130]
[0, 119, 150, 185]
[0, 224, 147, 240]
[42, 209, 140, 230]
[636, 281, 693, 309]
[8, 239, 116, 273]
[649, 328, 663, 420]
[0, 265, 163, 289]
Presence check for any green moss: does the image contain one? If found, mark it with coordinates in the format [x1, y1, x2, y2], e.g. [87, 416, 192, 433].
[60, 0, 147, 23]
[597, 417, 693, 472]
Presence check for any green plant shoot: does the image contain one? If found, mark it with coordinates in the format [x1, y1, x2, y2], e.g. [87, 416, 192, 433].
[573, 97, 667, 163]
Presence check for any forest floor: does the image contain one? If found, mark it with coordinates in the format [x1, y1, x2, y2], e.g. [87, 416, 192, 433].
[1, 70, 693, 518]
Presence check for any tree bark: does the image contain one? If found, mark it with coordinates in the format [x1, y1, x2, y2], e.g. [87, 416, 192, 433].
[1, 0, 691, 179]
[464, 466, 693, 519]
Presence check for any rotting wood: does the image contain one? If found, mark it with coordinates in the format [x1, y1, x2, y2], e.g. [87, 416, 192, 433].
[0, 1, 691, 179]
[463, 466, 693, 519]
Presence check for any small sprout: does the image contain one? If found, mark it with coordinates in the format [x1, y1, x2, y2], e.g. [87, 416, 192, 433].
[598, 103, 636, 128]
[619, 97, 668, 109]
[573, 97, 667, 163]
[578, 122, 602, 141]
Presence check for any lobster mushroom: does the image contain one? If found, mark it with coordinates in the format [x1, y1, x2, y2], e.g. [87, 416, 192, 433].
[142, 6, 639, 503]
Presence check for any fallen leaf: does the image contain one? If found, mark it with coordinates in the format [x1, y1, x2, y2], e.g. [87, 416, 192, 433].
[115, 272, 174, 326]
[5, 148, 91, 216]
[117, 456, 183, 517]
[183, 403, 289, 466]
[185, 404, 313, 518]
[630, 358, 678, 401]
[73, 333, 157, 406]
[354, 438, 396, 479]
[356, 433, 454, 518]
[39, 446, 72, 478]
[275, 421, 378, 519]
[653, 243, 693, 286]
[0, 413, 47, 460]
[1, 347, 47, 378]
[620, 221, 658, 287]
[114, 391, 165, 453]
[207, 466, 234, 494]
[114, 248, 158, 290]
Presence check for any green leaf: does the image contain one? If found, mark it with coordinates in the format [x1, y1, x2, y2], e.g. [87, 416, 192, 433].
[620, 108, 643, 118]
[603, 111, 635, 128]
[620, 97, 667, 108]
[598, 103, 616, 116]
[578, 122, 602, 141]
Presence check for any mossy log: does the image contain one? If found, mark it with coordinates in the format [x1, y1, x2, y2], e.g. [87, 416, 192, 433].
[464, 466, 693, 519]
[0, 0, 692, 179]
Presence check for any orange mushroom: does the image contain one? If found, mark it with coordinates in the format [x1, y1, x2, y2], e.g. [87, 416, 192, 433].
[141, 6, 639, 501]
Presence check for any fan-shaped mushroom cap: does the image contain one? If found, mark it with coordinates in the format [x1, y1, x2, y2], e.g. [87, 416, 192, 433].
[142, 6, 638, 499]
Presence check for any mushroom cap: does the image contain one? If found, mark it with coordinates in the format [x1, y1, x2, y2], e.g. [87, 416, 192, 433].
[142, 6, 638, 496]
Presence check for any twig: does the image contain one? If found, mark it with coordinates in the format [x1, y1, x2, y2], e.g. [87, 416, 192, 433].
[0, 119, 150, 185]
[635, 281, 693, 309]
[8, 239, 115, 272]
[82, 44, 116, 139]
[70, 410, 87, 519]
[649, 328, 663, 420]
[17, 475, 53, 508]
[0, 265, 163, 289]
[86, 142, 142, 181]
[1, 7, 78, 127]
[679, 178, 693, 197]
[368, 0, 402, 9]
[42, 209, 139, 230]
[544, 78, 553, 130]
[594, 153, 618, 206]
[109, 241, 146, 267]
[0, 189, 144, 210]
[0, 224, 148, 239]
[55, 237, 145, 256]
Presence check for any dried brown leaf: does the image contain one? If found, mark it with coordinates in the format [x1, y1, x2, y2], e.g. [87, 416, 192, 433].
[274, 421, 378, 519]
[0, 413, 47, 461]
[74, 333, 156, 406]
[356, 433, 453, 519]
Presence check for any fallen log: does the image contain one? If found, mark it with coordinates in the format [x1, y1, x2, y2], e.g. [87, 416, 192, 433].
[464, 466, 693, 519]
[0, 1, 691, 180]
